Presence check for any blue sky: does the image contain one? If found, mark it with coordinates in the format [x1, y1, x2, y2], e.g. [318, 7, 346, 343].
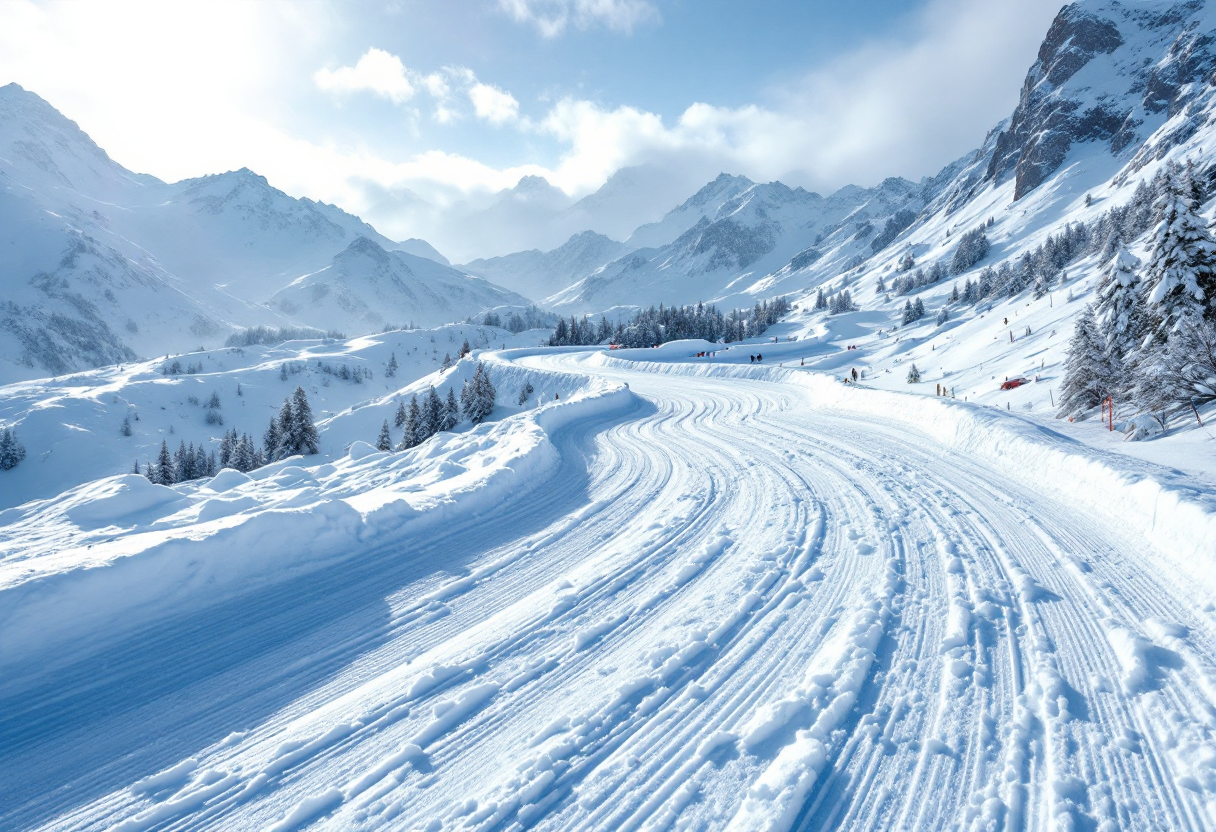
[1, 0, 1064, 252]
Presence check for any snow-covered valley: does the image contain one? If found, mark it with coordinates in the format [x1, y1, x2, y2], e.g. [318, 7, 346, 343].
[3, 348, 1215, 831]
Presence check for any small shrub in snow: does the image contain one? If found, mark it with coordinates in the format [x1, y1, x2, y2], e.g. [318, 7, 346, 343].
[518, 382, 534, 405]
[906, 364, 921, 384]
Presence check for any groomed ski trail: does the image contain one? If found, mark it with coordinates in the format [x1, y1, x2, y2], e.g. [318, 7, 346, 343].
[3, 351, 1215, 831]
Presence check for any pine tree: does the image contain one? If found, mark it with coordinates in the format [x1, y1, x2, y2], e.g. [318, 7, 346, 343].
[1058, 305, 1112, 417]
[220, 430, 234, 468]
[121, 414, 132, 436]
[207, 391, 221, 409]
[272, 397, 293, 460]
[394, 399, 407, 428]
[386, 352, 398, 378]
[279, 363, 289, 381]
[376, 419, 393, 452]
[399, 395, 422, 450]
[902, 299, 914, 324]
[263, 417, 280, 461]
[0, 427, 27, 471]
[913, 297, 925, 320]
[518, 381, 534, 405]
[1142, 167, 1216, 345]
[1094, 248, 1147, 390]
[460, 339, 471, 358]
[194, 444, 209, 478]
[425, 386, 444, 438]
[441, 353, 453, 371]
[461, 362, 496, 423]
[935, 306, 949, 326]
[132, 459, 140, 475]
[288, 387, 320, 456]
[443, 387, 459, 431]
[154, 440, 175, 485]
[906, 364, 921, 383]
[144, 460, 155, 482]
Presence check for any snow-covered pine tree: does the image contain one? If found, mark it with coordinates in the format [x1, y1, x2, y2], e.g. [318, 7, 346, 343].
[399, 395, 422, 451]
[902, 300, 915, 325]
[935, 306, 949, 326]
[460, 339, 471, 358]
[256, 417, 274, 462]
[121, 415, 132, 436]
[461, 362, 496, 423]
[376, 419, 393, 452]
[394, 400, 408, 428]
[1057, 305, 1112, 417]
[279, 363, 289, 381]
[898, 251, 915, 272]
[814, 289, 828, 311]
[386, 352, 398, 378]
[207, 392, 221, 409]
[0, 427, 27, 470]
[425, 387, 444, 436]
[271, 397, 293, 460]
[906, 364, 921, 383]
[913, 297, 925, 320]
[441, 353, 453, 371]
[443, 387, 459, 431]
[875, 276, 886, 294]
[288, 387, 320, 456]
[144, 459, 155, 481]
[1093, 249, 1146, 390]
[154, 440, 175, 485]
[132, 459, 140, 475]
[1141, 166, 1216, 346]
[220, 430, 233, 468]
[518, 381, 534, 405]
[1160, 318, 1216, 407]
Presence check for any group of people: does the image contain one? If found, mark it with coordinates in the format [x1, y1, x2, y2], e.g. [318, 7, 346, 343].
[749, 354, 764, 363]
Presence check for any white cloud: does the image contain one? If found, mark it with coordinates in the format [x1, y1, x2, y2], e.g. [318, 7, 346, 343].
[516, 0, 1061, 196]
[314, 47, 415, 103]
[498, 0, 659, 38]
[469, 83, 520, 125]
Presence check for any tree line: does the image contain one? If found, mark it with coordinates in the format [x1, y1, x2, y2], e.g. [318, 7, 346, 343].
[1059, 160, 1216, 432]
[548, 297, 792, 348]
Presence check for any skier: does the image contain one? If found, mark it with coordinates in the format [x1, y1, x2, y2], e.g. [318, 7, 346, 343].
[756, 354, 763, 362]
[851, 368, 858, 382]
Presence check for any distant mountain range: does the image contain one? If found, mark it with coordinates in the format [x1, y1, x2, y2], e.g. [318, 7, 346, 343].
[0, 83, 519, 383]
[3, 0, 1214, 381]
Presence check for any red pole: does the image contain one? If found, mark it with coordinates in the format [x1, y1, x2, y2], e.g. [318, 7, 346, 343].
[1108, 396, 1113, 432]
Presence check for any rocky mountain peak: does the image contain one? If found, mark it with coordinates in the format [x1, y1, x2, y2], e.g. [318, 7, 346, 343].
[986, 0, 1216, 200]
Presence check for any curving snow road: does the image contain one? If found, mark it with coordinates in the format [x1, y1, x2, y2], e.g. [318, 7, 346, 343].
[3, 352, 1216, 831]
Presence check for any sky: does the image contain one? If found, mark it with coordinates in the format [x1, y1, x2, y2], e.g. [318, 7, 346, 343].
[0, 0, 1065, 259]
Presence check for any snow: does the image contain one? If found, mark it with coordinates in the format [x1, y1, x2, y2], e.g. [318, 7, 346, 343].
[3, 346, 1216, 830]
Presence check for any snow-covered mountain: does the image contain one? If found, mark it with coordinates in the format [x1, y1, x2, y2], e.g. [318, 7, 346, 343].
[0, 84, 501, 383]
[545, 173, 931, 313]
[268, 237, 529, 333]
[460, 231, 630, 300]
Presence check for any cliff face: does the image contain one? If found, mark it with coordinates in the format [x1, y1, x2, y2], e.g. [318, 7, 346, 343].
[986, 0, 1216, 200]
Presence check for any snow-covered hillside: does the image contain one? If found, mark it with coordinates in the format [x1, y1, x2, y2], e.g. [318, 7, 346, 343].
[268, 238, 528, 334]
[461, 231, 629, 301]
[3, 345, 1215, 830]
[0, 84, 507, 383]
[0, 322, 549, 511]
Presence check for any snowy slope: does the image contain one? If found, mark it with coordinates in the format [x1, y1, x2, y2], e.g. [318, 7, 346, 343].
[3, 348, 1215, 830]
[0, 322, 548, 512]
[267, 237, 530, 334]
[460, 231, 630, 300]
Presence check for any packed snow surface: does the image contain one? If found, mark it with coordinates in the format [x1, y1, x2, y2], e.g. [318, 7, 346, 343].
[3, 347, 1216, 831]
